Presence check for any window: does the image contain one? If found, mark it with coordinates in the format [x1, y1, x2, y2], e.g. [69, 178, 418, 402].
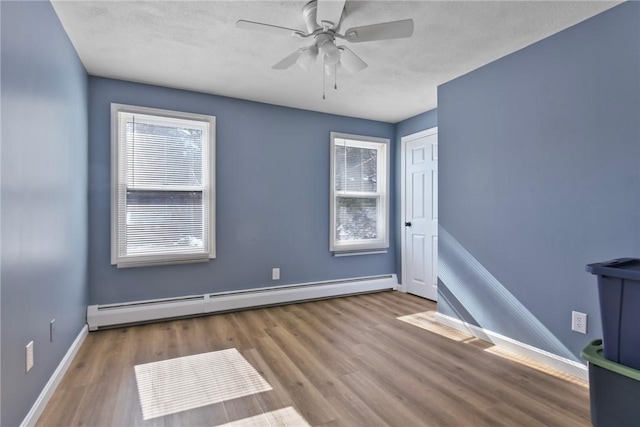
[111, 104, 215, 268]
[330, 132, 389, 253]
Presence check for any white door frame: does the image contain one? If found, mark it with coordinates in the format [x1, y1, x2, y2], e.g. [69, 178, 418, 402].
[400, 126, 438, 293]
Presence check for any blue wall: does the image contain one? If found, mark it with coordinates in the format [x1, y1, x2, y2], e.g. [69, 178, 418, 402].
[89, 78, 396, 304]
[438, 2, 640, 359]
[394, 110, 438, 284]
[0, 1, 89, 425]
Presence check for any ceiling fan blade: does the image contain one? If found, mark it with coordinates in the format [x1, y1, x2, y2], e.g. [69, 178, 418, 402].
[272, 49, 304, 70]
[338, 46, 367, 73]
[344, 19, 414, 43]
[236, 20, 305, 38]
[316, 0, 346, 29]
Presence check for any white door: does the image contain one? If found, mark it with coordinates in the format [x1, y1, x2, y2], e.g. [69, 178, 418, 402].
[403, 129, 438, 301]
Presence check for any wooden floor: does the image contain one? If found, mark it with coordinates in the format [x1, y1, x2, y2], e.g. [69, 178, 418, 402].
[38, 291, 591, 426]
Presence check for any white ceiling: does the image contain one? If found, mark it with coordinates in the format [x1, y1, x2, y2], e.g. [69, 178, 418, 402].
[51, 1, 620, 123]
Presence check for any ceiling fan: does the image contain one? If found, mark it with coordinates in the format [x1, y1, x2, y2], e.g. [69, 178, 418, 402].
[236, 0, 414, 97]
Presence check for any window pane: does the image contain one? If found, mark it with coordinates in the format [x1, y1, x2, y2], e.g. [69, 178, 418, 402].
[336, 197, 378, 241]
[335, 145, 377, 192]
[125, 190, 204, 255]
[126, 121, 203, 188]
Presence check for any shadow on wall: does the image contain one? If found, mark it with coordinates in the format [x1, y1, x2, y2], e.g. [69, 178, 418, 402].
[438, 225, 580, 367]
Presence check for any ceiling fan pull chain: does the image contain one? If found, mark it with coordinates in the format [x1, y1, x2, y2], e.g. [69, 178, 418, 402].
[334, 64, 337, 90]
[323, 68, 326, 100]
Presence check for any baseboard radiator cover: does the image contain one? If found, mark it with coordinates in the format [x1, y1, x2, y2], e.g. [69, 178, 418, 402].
[87, 274, 397, 330]
[434, 312, 589, 382]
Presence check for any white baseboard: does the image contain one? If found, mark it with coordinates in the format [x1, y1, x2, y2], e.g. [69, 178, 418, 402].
[21, 324, 89, 427]
[435, 312, 588, 381]
[88, 275, 398, 330]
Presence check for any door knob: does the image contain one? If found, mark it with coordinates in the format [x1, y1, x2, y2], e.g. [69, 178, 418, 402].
[405, 222, 412, 227]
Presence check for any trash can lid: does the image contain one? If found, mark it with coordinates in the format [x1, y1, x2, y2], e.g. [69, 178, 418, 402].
[582, 340, 640, 381]
[586, 258, 640, 280]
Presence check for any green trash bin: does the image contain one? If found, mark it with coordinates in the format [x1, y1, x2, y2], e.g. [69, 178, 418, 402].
[582, 340, 640, 427]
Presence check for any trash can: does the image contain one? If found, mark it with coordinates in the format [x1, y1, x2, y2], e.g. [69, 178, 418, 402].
[582, 340, 640, 427]
[586, 258, 640, 370]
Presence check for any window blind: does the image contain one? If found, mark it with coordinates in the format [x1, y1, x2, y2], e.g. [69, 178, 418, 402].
[114, 108, 214, 266]
[334, 144, 378, 193]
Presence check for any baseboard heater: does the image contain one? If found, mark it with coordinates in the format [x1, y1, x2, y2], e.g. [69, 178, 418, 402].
[87, 274, 397, 331]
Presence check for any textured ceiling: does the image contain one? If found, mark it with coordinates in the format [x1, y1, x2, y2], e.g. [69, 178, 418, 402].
[51, 1, 620, 123]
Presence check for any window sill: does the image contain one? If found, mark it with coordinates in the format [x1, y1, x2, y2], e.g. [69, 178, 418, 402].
[114, 256, 211, 269]
[333, 249, 388, 257]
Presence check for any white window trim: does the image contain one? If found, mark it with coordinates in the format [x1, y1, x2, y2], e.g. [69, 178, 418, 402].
[330, 132, 390, 253]
[110, 103, 216, 268]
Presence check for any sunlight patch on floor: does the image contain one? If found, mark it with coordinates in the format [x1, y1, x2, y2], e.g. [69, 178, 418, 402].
[397, 310, 480, 343]
[398, 310, 588, 387]
[484, 346, 589, 388]
[135, 348, 273, 420]
[216, 407, 310, 427]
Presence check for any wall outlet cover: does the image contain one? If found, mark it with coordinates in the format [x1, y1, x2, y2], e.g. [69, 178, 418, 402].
[272, 268, 280, 280]
[572, 311, 587, 334]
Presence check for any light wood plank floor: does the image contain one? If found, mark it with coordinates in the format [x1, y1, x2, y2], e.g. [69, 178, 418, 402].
[37, 291, 591, 426]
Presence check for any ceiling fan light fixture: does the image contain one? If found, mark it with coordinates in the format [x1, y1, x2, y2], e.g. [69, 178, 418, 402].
[338, 46, 367, 73]
[324, 63, 335, 76]
[321, 41, 340, 66]
[296, 45, 318, 71]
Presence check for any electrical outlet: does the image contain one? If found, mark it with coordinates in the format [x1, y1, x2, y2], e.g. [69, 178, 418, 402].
[50, 319, 56, 342]
[26, 341, 34, 372]
[572, 311, 587, 334]
[272, 268, 280, 280]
